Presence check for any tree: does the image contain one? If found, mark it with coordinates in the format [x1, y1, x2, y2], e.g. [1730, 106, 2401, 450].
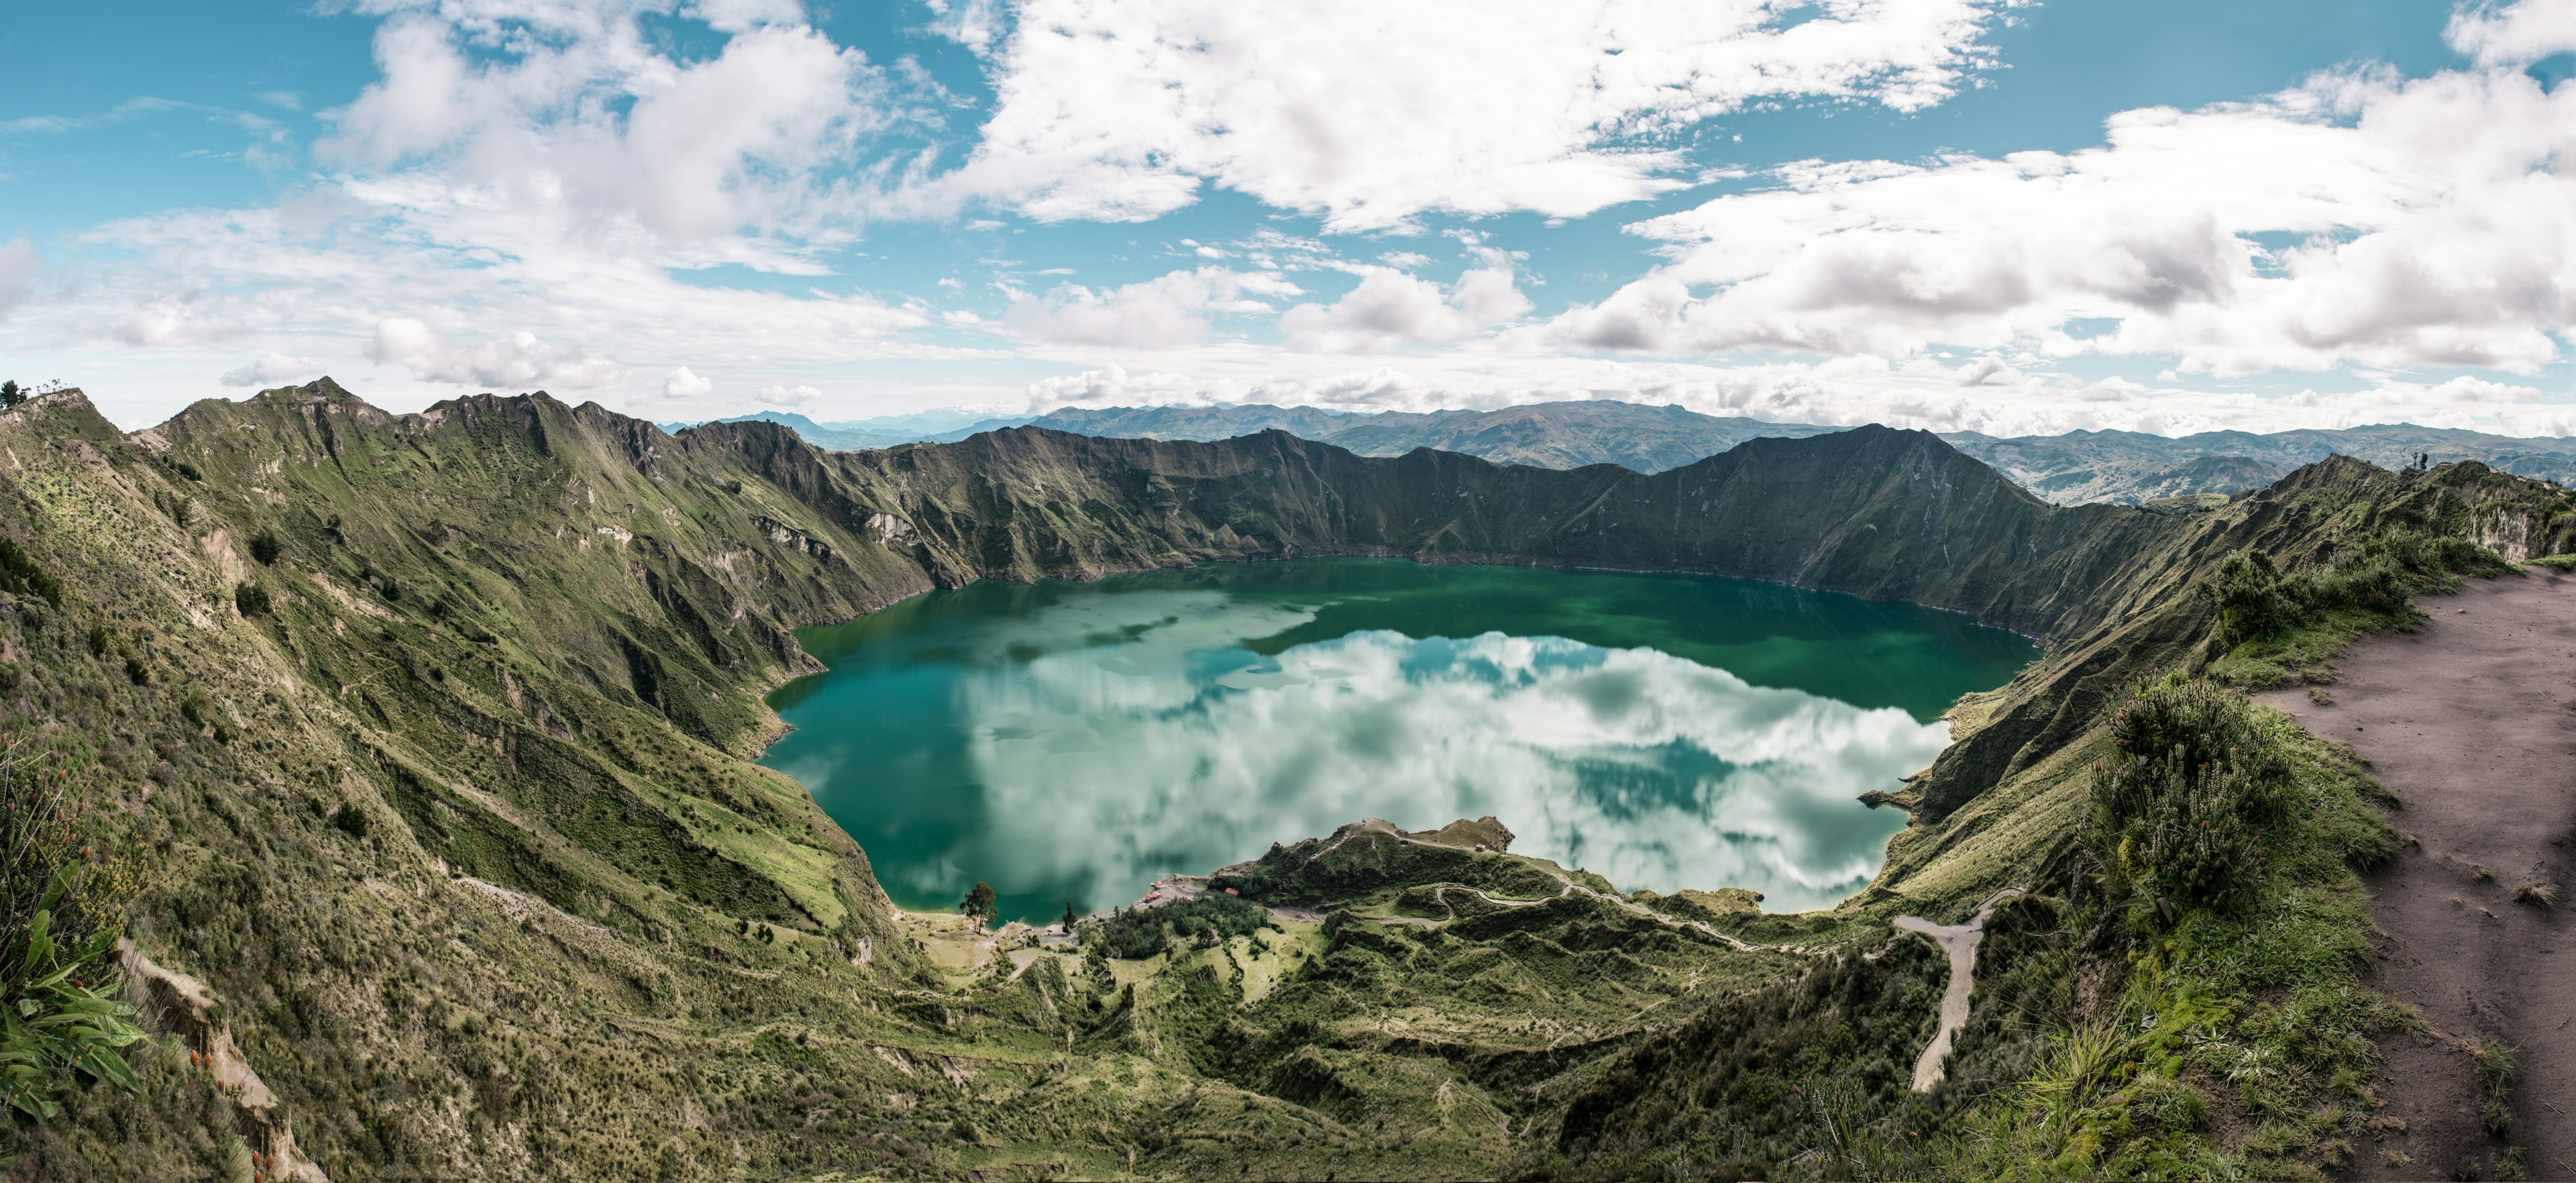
[0, 382, 19, 410]
[961, 881, 997, 927]
[1061, 901, 1079, 933]
[248, 530, 282, 566]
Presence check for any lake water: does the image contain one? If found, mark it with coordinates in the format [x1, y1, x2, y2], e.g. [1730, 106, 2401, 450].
[761, 559, 2037, 922]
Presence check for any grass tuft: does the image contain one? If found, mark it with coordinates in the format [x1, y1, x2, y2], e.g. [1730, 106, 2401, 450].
[2470, 1036, 2516, 1135]
[2514, 880, 2557, 908]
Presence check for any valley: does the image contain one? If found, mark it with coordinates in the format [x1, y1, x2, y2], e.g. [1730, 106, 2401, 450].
[7, 377, 2574, 1180]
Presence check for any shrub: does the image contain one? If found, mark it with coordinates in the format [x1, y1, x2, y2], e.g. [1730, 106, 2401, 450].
[121, 656, 148, 686]
[83, 623, 107, 658]
[2514, 880, 2557, 909]
[0, 540, 59, 611]
[233, 582, 271, 617]
[330, 807, 370, 839]
[0, 737, 145, 1124]
[2202, 529, 2513, 646]
[2087, 676, 2288, 913]
[248, 530, 282, 566]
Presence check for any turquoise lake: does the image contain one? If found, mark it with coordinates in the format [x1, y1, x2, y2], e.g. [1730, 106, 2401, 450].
[760, 559, 2037, 923]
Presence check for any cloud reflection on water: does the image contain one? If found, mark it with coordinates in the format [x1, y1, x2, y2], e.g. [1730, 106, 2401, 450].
[921, 590, 1946, 913]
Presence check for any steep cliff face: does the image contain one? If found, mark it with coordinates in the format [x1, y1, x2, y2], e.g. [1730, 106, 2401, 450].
[724, 421, 2192, 641]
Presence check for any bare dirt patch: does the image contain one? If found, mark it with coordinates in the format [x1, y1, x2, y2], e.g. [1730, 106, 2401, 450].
[2256, 570, 2576, 1179]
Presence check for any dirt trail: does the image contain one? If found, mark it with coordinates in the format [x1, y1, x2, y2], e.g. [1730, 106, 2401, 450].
[1892, 888, 2026, 1092]
[2255, 570, 2576, 1179]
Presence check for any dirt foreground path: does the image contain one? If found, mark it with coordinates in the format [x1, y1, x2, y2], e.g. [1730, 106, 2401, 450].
[2256, 569, 2576, 1179]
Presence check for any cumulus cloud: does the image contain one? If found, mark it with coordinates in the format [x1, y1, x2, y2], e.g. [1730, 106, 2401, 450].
[1278, 262, 1531, 352]
[327, 1, 887, 240]
[219, 352, 326, 388]
[757, 382, 819, 405]
[1001, 267, 1300, 348]
[368, 318, 626, 389]
[935, 0, 2012, 229]
[1548, 61, 2576, 376]
[663, 365, 714, 397]
[2447, 0, 2576, 64]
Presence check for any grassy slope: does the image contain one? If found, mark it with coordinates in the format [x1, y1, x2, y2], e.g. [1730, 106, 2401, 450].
[11, 378, 2571, 1180]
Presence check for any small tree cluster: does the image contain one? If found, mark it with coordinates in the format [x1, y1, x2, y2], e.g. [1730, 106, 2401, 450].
[0, 382, 21, 411]
[1086, 895, 1271, 960]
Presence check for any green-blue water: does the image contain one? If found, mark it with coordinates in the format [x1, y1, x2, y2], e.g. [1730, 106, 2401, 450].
[761, 559, 2036, 923]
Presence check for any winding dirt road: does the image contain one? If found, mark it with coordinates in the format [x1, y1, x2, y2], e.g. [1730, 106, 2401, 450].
[2256, 570, 2576, 1178]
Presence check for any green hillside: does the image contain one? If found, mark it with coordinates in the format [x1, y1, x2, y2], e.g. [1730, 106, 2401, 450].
[5, 378, 2568, 1180]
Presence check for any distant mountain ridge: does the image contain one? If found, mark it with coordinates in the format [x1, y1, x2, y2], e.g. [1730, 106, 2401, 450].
[676, 401, 2576, 505]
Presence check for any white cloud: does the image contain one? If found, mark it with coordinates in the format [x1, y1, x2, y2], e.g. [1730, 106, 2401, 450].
[1278, 262, 1531, 352]
[757, 382, 819, 405]
[934, 0, 2011, 230]
[326, 5, 887, 240]
[687, 0, 805, 34]
[2447, 0, 2576, 64]
[107, 295, 246, 346]
[1001, 267, 1298, 347]
[663, 365, 714, 397]
[1546, 61, 2576, 376]
[369, 319, 627, 389]
[219, 352, 326, 388]
[923, 0, 1008, 55]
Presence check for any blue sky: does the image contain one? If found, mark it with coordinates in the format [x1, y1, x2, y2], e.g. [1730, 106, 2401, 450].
[3, 0, 2574, 436]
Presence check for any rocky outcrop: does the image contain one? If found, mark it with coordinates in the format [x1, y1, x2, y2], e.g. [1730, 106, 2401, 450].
[117, 941, 327, 1182]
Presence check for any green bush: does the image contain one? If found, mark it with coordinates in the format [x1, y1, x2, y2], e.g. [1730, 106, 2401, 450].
[0, 541, 59, 611]
[2088, 676, 2288, 913]
[232, 583, 270, 617]
[2201, 528, 2511, 646]
[247, 531, 281, 566]
[329, 807, 369, 839]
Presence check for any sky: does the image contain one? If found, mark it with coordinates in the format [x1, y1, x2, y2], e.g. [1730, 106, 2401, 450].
[3, 0, 2575, 437]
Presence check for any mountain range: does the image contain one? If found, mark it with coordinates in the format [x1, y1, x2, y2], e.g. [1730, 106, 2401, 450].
[7, 377, 2567, 1179]
[678, 401, 2576, 508]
